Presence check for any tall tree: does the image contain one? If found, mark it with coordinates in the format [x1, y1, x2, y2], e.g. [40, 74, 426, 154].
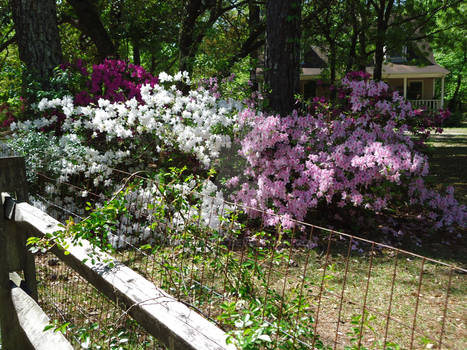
[178, 0, 250, 75]
[97, 0, 182, 72]
[212, 1, 265, 78]
[432, 3, 467, 112]
[10, 0, 62, 88]
[67, 0, 117, 61]
[370, 0, 394, 81]
[366, 0, 464, 80]
[265, 0, 302, 115]
[303, 0, 349, 85]
[0, 0, 14, 54]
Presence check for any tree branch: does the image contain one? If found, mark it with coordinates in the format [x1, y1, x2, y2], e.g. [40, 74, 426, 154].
[408, 22, 467, 41]
[0, 35, 16, 53]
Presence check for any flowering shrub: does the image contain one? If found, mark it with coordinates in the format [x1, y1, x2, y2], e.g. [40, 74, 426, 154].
[9, 71, 240, 246]
[58, 59, 158, 105]
[13, 72, 240, 168]
[8, 66, 465, 242]
[229, 74, 466, 230]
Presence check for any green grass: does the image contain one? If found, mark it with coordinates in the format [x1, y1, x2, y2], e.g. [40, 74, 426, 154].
[109, 231, 466, 350]
[425, 123, 467, 206]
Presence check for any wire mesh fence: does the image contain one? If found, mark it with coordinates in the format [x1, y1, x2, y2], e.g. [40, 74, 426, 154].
[34, 251, 164, 349]
[29, 166, 466, 350]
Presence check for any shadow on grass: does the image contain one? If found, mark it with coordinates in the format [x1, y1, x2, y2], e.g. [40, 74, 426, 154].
[428, 135, 467, 145]
[426, 148, 467, 200]
[414, 132, 467, 266]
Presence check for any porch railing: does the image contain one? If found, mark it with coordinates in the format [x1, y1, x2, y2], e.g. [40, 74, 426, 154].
[408, 99, 441, 111]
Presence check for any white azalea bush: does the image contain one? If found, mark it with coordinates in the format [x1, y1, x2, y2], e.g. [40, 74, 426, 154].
[12, 72, 241, 168]
[9, 72, 241, 246]
[108, 170, 232, 249]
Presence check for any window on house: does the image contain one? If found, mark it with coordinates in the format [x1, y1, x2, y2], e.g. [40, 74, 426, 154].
[388, 46, 408, 63]
[304, 81, 317, 98]
[407, 81, 423, 100]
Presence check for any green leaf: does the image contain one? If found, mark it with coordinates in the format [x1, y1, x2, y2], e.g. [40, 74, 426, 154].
[43, 324, 55, 331]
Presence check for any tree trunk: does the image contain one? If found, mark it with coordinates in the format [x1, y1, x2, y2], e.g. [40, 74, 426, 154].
[249, 0, 260, 91]
[373, 32, 385, 81]
[357, 1, 368, 71]
[372, 0, 394, 81]
[133, 39, 141, 66]
[10, 0, 62, 88]
[68, 0, 117, 61]
[329, 42, 337, 100]
[329, 43, 337, 85]
[449, 51, 465, 111]
[346, 2, 359, 73]
[178, 0, 203, 74]
[346, 31, 358, 73]
[150, 54, 157, 74]
[265, 0, 302, 116]
[358, 25, 367, 71]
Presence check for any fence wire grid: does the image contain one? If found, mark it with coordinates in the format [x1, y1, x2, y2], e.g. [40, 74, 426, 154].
[30, 166, 466, 350]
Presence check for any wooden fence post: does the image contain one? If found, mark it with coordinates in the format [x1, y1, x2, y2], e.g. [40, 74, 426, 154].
[0, 155, 37, 349]
[0, 156, 37, 299]
[0, 212, 28, 349]
[0, 155, 28, 202]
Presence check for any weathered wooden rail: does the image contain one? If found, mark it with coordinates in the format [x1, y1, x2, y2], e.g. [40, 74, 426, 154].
[0, 155, 235, 350]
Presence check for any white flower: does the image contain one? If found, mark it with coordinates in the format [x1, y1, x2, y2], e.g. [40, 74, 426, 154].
[158, 72, 172, 83]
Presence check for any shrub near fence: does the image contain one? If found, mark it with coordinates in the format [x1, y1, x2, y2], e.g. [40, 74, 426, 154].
[23, 163, 467, 350]
[0, 154, 235, 350]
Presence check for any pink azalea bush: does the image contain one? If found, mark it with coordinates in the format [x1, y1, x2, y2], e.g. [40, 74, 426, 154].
[229, 73, 466, 230]
[59, 59, 158, 105]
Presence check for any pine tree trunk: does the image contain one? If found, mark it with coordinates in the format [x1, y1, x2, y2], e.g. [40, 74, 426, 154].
[373, 36, 385, 81]
[357, 1, 369, 71]
[10, 0, 62, 88]
[265, 0, 302, 116]
[358, 23, 367, 71]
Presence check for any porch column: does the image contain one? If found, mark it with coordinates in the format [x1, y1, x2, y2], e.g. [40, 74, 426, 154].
[403, 77, 407, 99]
[433, 79, 436, 99]
[441, 77, 445, 109]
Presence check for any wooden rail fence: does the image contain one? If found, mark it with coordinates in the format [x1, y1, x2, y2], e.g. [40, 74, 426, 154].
[0, 155, 235, 350]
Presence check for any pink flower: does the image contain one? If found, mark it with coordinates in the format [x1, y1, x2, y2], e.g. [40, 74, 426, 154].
[229, 73, 466, 230]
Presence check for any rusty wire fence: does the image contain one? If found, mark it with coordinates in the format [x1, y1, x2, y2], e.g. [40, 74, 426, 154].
[30, 166, 466, 350]
[35, 252, 164, 349]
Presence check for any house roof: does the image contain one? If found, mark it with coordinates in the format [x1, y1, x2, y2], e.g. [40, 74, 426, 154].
[301, 46, 449, 79]
[301, 67, 325, 77]
[301, 63, 449, 78]
[366, 63, 449, 78]
[302, 47, 328, 68]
